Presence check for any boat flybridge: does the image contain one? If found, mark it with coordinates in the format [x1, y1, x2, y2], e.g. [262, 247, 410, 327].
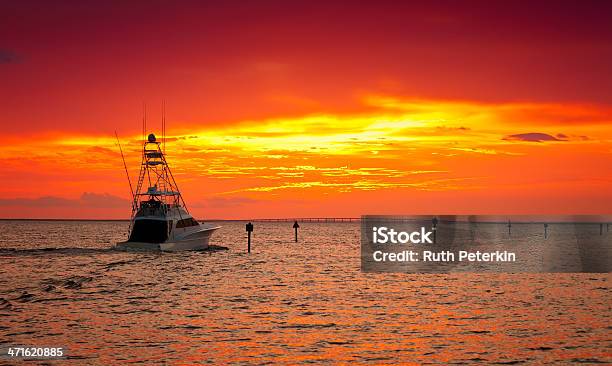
[115, 133, 220, 251]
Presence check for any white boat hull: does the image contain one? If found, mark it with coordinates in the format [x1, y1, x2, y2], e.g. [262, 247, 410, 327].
[115, 225, 220, 252]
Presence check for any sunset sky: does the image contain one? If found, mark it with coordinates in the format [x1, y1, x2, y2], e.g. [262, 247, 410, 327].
[1, 1, 612, 219]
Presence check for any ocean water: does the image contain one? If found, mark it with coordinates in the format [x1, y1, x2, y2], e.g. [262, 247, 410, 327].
[0, 220, 610, 364]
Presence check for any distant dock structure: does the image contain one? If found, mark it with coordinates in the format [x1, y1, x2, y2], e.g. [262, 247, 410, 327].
[243, 217, 360, 223]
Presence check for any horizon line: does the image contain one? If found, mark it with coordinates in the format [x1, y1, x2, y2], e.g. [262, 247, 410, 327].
[1, 216, 610, 223]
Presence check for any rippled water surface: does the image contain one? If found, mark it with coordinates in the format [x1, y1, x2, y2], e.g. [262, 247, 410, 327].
[0, 220, 610, 364]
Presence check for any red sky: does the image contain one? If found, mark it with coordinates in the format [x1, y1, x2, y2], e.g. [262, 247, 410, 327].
[1, 1, 612, 219]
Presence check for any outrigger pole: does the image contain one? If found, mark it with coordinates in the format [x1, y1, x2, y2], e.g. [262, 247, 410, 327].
[115, 131, 135, 211]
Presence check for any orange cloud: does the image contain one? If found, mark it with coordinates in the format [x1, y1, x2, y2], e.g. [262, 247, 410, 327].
[2, 96, 612, 218]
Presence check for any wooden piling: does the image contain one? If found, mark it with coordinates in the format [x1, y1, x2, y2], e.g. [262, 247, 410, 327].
[293, 221, 299, 242]
[432, 217, 438, 244]
[246, 222, 253, 252]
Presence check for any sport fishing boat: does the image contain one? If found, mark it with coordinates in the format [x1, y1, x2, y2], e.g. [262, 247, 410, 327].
[115, 132, 220, 251]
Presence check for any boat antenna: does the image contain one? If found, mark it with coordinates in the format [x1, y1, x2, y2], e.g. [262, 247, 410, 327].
[115, 131, 135, 208]
[143, 102, 147, 142]
[162, 100, 166, 154]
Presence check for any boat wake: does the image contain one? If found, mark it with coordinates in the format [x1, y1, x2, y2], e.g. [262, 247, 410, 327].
[0, 245, 229, 257]
[0, 247, 116, 257]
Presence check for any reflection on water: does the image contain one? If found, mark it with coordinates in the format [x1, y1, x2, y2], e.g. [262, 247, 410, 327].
[0, 220, 609, 364]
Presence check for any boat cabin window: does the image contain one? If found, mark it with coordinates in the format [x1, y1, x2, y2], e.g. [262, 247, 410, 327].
[128, 220, 169, 243]
[136, 199, 166, 217]
[176, 217, 199, 228]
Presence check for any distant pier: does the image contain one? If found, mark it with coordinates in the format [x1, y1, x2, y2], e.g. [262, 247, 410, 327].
[241, 217, 360, 223]
[203, 217, 612, 227]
